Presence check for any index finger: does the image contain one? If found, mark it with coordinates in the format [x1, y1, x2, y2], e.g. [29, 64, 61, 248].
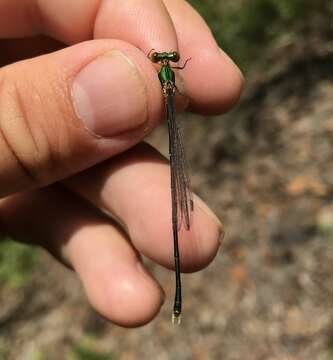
[0, 0, 179, 49]
[163, 0, 244, 114]
[1, 0, 243, 114]
[95, 0, 244, 114]
[95, 0, 243, 114]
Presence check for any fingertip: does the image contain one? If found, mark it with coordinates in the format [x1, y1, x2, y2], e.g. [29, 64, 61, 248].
[82, 259, 164, 327]
[186, 46, 244, 115]
[94, 0, 178, 54]
[181, 195, 223, 273]
[124, 180, 222, 274]
[216, 48, 245, 112]
[62, 212, 165, 327]
[162, 0, 244, 115]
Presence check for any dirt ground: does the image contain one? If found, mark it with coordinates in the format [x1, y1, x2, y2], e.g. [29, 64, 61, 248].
[1, 47, 333, 359]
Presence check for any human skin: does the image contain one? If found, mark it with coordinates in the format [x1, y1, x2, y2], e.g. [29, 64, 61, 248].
[0, 0, 243, 327]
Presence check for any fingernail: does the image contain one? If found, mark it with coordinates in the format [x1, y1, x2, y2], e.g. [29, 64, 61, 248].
[72, 50, 147, 137]
[193, 193, 225, 238]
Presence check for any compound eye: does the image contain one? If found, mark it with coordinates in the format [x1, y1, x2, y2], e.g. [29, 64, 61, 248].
[151, 52, 159, 63]
[172, 51, 180, 62]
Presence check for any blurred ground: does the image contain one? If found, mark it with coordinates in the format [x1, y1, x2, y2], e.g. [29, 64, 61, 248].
[1, 1, 333, 359]
[1, 43, 333, 360]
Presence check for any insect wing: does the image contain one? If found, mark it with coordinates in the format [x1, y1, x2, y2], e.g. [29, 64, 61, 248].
[166, 94, 193, 231]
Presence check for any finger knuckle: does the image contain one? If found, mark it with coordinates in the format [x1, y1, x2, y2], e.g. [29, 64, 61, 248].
[0, 68, 53, 188]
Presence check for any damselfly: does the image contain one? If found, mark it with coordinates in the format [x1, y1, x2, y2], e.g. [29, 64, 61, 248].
[149, 50, 193, 324]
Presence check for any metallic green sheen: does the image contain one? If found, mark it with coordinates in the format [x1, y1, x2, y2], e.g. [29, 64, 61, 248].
[158, 65, 175, 86]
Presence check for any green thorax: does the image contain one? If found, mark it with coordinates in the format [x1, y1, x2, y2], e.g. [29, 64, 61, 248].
[158, 64, 175, 87]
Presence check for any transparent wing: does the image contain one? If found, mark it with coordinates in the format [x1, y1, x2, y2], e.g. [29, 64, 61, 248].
[166, 94, 193, 231]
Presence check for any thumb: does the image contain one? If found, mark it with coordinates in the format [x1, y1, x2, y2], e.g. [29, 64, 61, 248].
[0, 40, 160, 198]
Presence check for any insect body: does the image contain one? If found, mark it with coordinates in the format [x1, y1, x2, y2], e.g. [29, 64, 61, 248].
[149, 50, 192, 324]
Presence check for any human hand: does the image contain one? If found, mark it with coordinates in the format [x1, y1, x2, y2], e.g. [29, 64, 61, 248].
[0, 0, 243, 327]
